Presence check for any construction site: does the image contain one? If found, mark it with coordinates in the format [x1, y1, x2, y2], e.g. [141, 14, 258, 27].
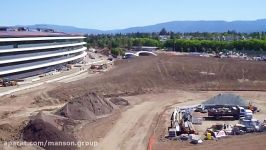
[1, 53, 266, 150]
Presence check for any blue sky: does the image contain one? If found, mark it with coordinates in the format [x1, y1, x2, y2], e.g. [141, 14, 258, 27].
[1, 0, 266, 30]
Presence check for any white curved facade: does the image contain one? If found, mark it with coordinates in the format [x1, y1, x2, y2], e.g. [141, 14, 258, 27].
[0, 35, 87, 79]
[124, 51, 157, 57]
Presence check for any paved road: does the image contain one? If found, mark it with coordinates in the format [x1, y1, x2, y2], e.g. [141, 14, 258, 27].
[0, 59, 110, 97]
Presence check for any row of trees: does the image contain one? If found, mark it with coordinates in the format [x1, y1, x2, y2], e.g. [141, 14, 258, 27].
[85, 32, 266, 56]
[86, 35, 161, 49]
[164, 39, 266, 52]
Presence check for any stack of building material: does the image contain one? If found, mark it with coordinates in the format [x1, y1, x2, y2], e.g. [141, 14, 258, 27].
[189, 134, 203, 144]
[192, 117, 203, 125]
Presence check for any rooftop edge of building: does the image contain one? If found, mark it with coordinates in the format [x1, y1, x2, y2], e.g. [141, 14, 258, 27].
[0, 27, 84, 38]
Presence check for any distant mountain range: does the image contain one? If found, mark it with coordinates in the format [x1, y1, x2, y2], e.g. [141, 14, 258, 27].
[22, 19, 266, 34]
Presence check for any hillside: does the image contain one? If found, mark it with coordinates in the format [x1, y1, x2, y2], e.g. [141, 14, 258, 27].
[49, 55, 266, 100]
[117, 19, 266, 33]
[16, 19, 266, 34]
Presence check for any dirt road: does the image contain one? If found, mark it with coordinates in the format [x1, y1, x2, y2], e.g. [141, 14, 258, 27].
[95, 100, 165, 150]
[94, 91, 203, 150]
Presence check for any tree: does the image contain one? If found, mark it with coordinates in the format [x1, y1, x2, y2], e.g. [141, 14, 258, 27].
[111, 48, 124, 56]
[159, 28, 168, 35]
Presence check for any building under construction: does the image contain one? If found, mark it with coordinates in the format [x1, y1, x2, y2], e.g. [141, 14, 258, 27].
[0, 27, 87, 80]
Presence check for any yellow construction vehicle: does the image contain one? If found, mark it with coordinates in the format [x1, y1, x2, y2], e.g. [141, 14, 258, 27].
[248, 102, 258, 113]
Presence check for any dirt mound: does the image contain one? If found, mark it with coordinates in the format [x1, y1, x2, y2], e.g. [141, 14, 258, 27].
[0, 123, 16, 141]
[109, 97, 129, 106]
[0, 123, 13, 132]
[56, 92, 113, 121]
[203, 93, 249, 106]
[49, 55, 266, 99]
[23, 112, 77, 150]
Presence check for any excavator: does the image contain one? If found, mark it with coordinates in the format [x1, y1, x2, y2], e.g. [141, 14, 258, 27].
[169, 107, 196, 136]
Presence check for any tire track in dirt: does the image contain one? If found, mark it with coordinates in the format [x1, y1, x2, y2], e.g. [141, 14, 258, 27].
[121, 102, 164, 150]
[94, 91, 192, 150]
[156, 63, 165, 81]
[94, 101, 156, 150]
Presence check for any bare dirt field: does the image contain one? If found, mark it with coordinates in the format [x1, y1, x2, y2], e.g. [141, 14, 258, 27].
[49, 55, 266, 100]
[0, 55, 266, 150]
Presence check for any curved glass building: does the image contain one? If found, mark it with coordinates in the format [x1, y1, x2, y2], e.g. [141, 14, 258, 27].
[0, 29, 87, 80]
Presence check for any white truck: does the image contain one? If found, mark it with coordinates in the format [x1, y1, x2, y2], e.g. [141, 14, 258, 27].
[243, 109, 253, 120]
[239, 118, 263, 132]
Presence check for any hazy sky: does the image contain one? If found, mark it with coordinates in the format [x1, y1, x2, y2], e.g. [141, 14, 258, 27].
[1, 0, 266, 30]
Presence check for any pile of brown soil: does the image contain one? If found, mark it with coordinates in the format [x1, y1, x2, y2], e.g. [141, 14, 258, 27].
[0, 121, 27, 142]
[0, 123, 13, 132]
[22, 112, 77, 150]
[109, 97, 129, 106]
[0, 123, 16, 141]
[56, 92, 114, 121]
